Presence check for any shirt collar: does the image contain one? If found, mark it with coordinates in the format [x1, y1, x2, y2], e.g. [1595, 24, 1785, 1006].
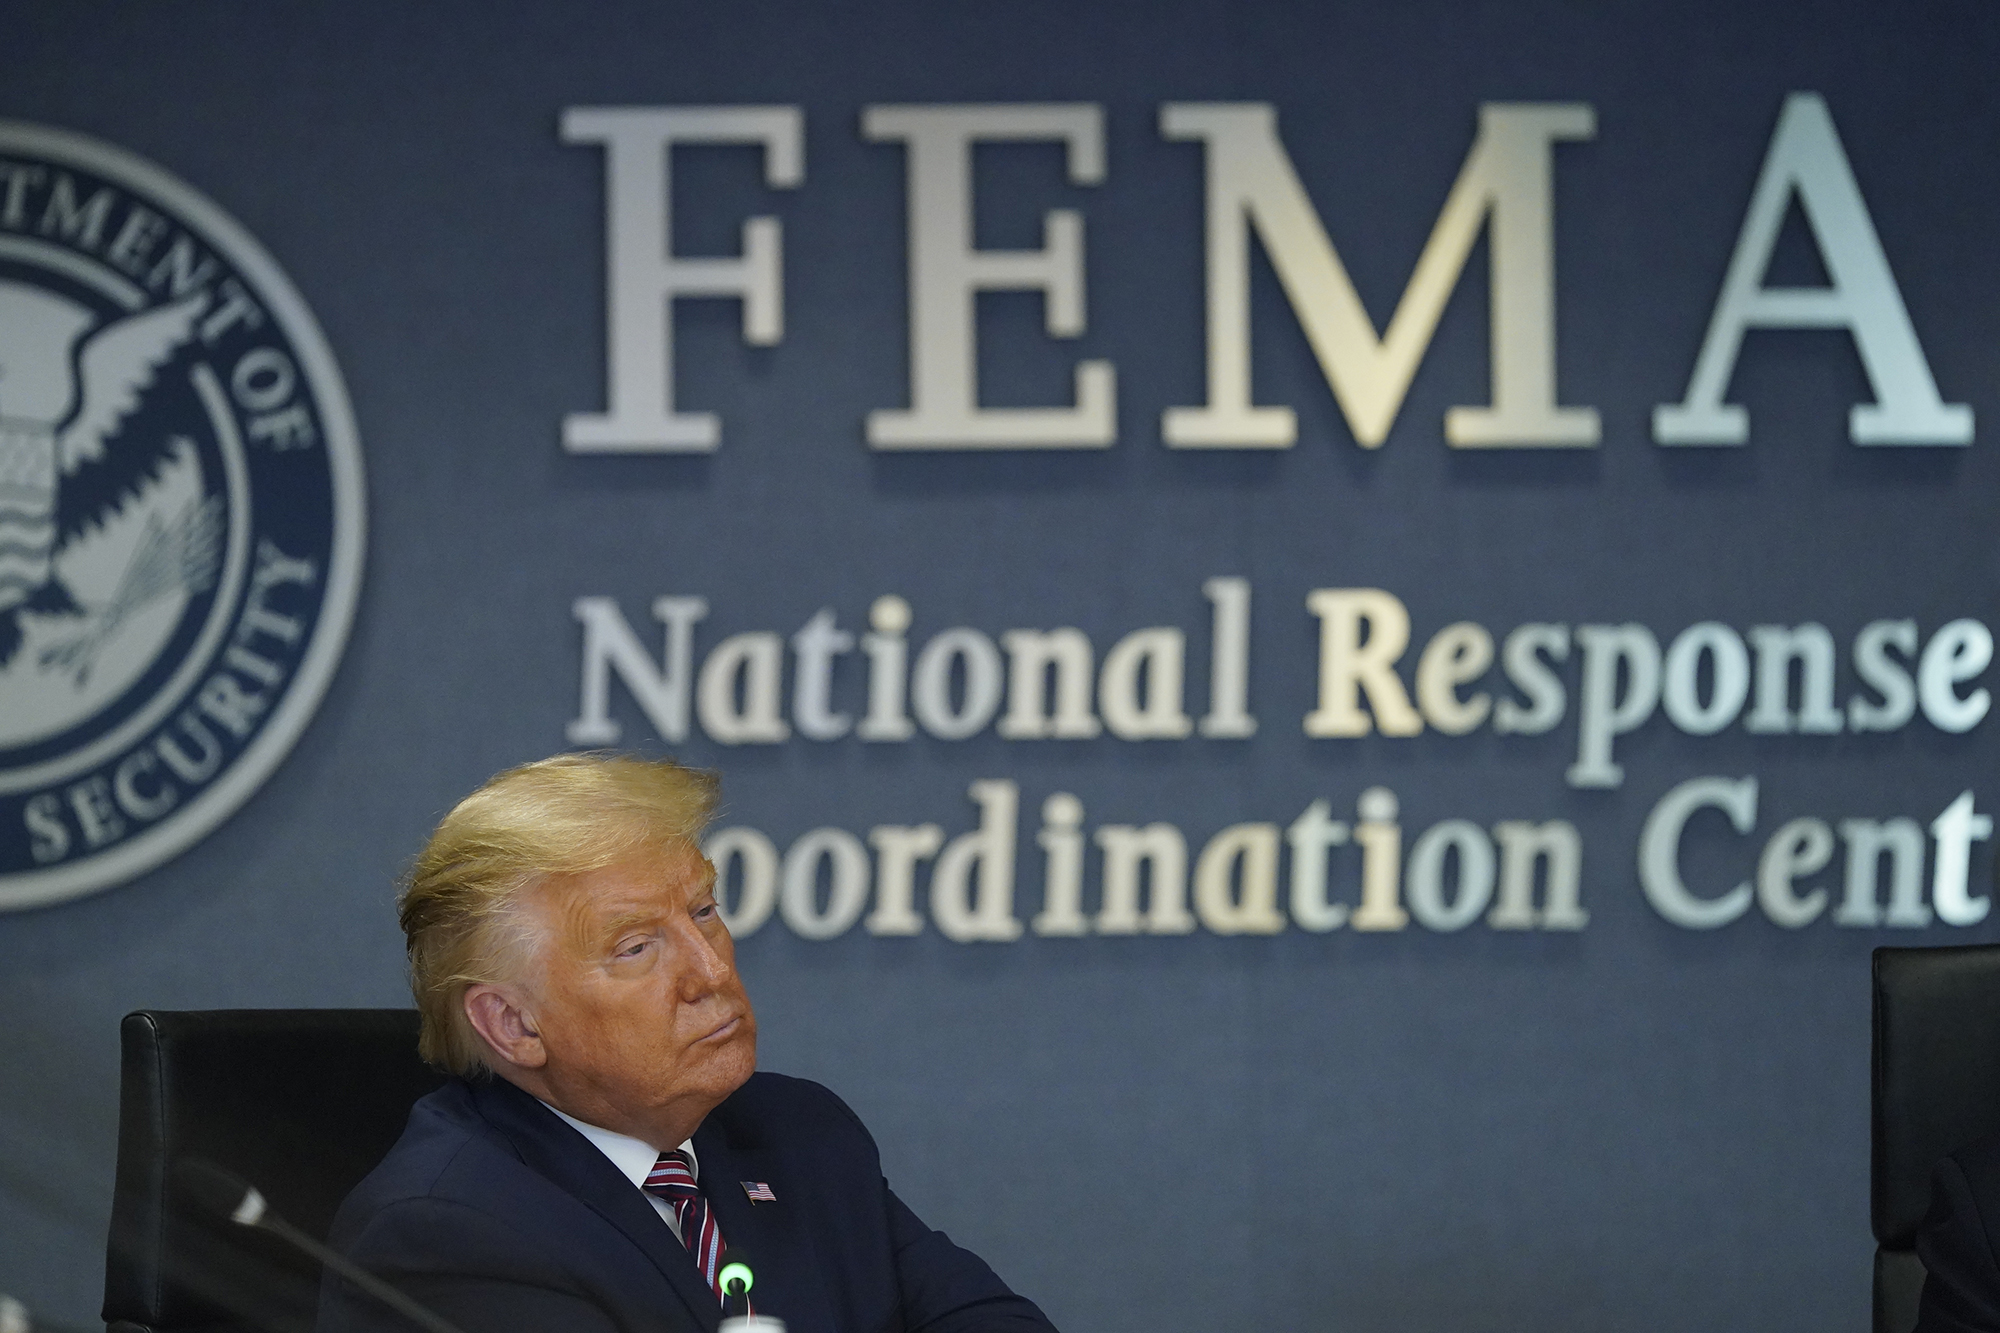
[542, 1101, 698, 1190]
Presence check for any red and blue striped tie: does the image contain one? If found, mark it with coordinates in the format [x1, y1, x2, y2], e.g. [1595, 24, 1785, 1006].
[643, 1150, 726, 1300]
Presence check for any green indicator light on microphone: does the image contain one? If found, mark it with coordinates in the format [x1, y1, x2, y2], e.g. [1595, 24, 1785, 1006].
[720, 1261, 755, 1295]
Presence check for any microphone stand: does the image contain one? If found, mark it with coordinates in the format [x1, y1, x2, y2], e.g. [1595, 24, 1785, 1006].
[174, 1159, 468, 1333]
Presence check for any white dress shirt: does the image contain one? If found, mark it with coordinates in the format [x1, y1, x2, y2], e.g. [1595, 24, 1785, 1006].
[544, 1102, 699, 1242]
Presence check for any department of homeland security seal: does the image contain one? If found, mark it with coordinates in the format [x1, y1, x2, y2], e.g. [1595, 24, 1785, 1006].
[0, 122, 364, 910]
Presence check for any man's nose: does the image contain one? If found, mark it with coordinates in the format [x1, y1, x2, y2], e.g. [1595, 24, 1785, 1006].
[671, 920, 734, 996]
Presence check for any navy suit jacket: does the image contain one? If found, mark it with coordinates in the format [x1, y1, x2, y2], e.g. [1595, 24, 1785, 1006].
[317, 1071, 1056, 1333]
[1917, 1136, 2000, 1333]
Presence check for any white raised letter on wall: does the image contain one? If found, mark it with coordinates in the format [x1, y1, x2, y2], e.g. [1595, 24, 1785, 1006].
[1161, 102, 1599, 450]
[562, 106, 804, 452]
[1654, 92, 1972, 447]
[863, 104, 1114, 449]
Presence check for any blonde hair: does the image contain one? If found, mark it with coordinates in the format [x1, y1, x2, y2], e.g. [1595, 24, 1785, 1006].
[399, 752, 718, 1075]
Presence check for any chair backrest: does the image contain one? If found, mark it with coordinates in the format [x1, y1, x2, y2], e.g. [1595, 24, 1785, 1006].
[1872, 945, 2000, 1333]
[102, 1009, 445, 1333]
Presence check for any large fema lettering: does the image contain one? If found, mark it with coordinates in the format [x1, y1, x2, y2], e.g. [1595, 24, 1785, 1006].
[564, 94, 1966, 452]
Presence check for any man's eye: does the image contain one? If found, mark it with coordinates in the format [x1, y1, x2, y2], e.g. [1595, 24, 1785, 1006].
[616, 939, 650, 958]
[693, 901, 718, 921]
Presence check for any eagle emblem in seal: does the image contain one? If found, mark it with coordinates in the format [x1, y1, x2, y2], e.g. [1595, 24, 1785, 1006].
[0, 284, 221, 683]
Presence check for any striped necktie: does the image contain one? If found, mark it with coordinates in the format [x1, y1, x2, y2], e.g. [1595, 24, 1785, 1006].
[643, 1149, 726, 1300]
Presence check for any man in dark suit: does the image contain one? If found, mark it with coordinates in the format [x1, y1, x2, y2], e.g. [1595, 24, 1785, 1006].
[1917, 1136, 2000, 1333]
[319, 753, 1056, 1333]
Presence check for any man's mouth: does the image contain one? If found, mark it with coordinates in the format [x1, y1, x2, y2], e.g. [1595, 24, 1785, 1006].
[695, 1015, 742, 1044]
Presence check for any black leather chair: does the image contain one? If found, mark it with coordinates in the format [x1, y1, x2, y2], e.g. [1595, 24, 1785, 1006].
[102, 1009, 444, 1333]
[1873, 945, 2000, 1333]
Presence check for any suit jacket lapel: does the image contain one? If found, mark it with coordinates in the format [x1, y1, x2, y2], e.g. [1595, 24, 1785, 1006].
[470, 1078, 724, 1332]
[695, 1114, 832, 1333]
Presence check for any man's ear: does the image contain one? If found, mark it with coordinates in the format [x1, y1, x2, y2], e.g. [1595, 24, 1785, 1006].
[463, 984, 548, 1070]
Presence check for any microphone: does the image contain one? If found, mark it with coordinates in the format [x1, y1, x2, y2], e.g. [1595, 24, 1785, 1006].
[717, 1249, 784, 1333]
[172, 1159, 468, 1333]
[0, 1294, 95, 1333]
[718, 1246, 754, 1318]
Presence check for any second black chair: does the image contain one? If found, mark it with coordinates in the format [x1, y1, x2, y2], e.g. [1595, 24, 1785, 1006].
[1873, 944, 2000, 1333]
[102, 1009, 443, 1333]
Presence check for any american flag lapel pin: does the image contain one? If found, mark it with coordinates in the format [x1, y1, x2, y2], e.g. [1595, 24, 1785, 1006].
[741, 1181, 777, 1204]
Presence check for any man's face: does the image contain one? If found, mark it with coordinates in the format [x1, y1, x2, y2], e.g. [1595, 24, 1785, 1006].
[514, 840, 757, 1147]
